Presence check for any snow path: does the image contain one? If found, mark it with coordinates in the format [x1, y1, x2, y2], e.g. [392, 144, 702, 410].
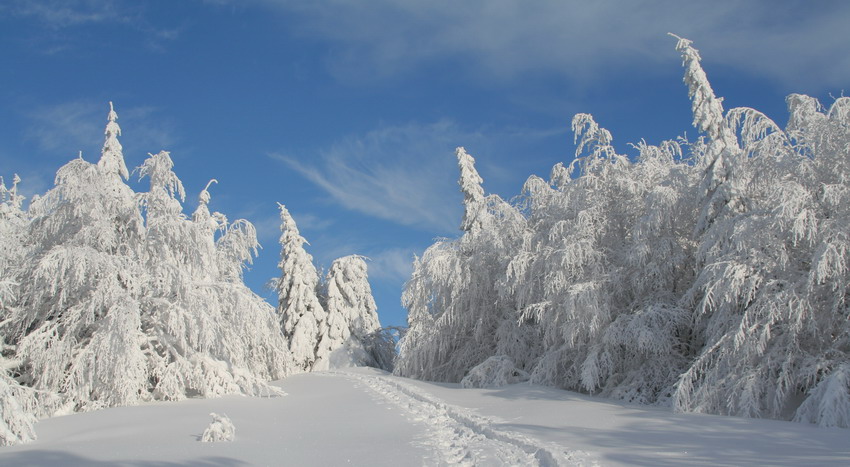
[332, 369, 597, 466]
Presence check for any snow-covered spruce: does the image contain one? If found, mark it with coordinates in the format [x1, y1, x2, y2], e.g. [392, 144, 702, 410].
[200, 412, 235, 442]
[275, 204, 327, 372]
[397, 37, 850, 427]
[321, 255, 384, 369]
[2, 104, 292, 420]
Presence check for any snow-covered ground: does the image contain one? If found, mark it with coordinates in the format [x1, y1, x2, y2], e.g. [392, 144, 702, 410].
[1, 368, 846, 466]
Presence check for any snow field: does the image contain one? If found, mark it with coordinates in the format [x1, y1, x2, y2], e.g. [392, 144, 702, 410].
[0, 369, 847, 466]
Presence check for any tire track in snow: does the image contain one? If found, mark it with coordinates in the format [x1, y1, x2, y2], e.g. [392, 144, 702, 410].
[331, 370, 598, 467]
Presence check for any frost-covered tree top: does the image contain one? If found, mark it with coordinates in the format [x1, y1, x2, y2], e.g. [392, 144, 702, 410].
[139, 151, 186, 223]
[325, 255, 379, 337]
[97, 102, 129, 180]
[457, 147, 485, 232]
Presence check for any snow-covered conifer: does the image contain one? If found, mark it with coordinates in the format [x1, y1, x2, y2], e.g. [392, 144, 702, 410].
[276, 204, 326, 371]
[320, 255, 382, 369]
[457, 147, 485, 232]
[5, 103, 146, 411]
[97, 102, 130, 181]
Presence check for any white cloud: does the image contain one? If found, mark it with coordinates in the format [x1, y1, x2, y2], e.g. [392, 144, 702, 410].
[255, 0, 850, 91]
[271, 120, 479, 234]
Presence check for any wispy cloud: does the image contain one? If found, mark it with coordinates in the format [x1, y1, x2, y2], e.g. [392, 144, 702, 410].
[239, 208, 334, 249]
[9, 0, 126, 28]
[26, 100, 102, 155]
[25, 100, 175, 163]
[271, 120, 480, 234]
[254, 0, 850, 91]
[8, 0, 181, 52]
[365, 247, 416, 283]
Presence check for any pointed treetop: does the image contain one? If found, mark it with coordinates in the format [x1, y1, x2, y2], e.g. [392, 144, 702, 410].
[98, 101, 129, 180]
[278, 203, 302, 237]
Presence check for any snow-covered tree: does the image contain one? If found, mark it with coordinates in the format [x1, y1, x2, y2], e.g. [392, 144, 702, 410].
[663, 37, 850, 427]
[320, 255, 382, 369]
[0, 370, 37, 446]
[7, 103, 146, 412]
[2, 104, 293, 424]
[138, 152, 292, 400]
[396, 147, 527, 382]
[276, 204, 326, 371]
[0, 175, 28, 320]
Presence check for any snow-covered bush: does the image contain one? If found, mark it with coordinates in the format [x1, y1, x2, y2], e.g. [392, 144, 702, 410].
[460, 356, 530, 389]
[200, 412, 235, 442]
[398, 36, 850, 427]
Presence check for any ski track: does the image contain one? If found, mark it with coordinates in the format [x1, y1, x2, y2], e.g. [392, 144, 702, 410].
[329, 370, 598, 467]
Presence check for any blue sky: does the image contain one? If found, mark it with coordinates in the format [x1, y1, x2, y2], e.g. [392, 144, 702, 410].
[2, 0, 848, 328]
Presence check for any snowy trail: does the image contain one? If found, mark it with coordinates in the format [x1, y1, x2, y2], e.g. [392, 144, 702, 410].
[334, 368, 597, 466]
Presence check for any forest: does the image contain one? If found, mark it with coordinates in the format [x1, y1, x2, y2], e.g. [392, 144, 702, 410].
[396, 36, 850, 429]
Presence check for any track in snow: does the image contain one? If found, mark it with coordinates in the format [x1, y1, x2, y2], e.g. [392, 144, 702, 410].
[331, 370, 598, 467]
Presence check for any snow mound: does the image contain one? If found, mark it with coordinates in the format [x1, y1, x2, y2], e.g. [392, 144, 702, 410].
[200, 412, 235, 442]
[329, 338, 372, 369]
[461, 356, 530, 389]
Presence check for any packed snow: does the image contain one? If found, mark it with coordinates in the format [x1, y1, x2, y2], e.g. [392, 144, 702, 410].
[0, 368, 846, 466]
